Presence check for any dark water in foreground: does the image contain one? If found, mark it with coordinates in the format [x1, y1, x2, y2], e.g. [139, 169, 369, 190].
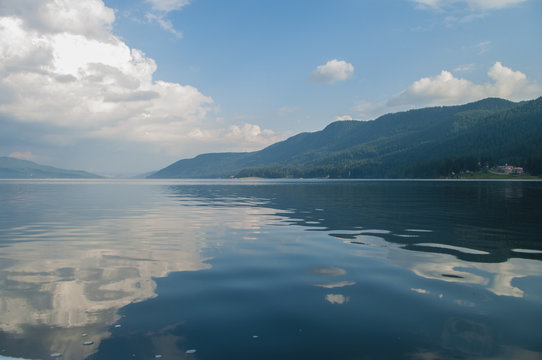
[0, 179, 541, 360]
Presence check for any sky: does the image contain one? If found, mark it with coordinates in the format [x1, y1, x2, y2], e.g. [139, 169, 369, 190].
[0, 0, 541, 175]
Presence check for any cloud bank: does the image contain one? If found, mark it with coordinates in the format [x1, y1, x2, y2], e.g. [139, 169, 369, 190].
[355, 62, 540, 120]
[388, 62, 540, 107]
[310, 59, 354, 84]
[0, 0, 279, 167]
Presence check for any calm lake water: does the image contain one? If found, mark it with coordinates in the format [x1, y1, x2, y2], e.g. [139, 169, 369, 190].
[0, 179, 541, 360]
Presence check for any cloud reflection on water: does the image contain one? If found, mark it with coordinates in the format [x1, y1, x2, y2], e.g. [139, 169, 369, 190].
[1, 180, 541, 360]
[325, 294, 350, 305]
[0, 191, 278, 359]
[387, 248, 542, 298]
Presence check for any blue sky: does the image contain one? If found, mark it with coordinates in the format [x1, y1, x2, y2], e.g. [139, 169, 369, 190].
[0, 0, 540, 175]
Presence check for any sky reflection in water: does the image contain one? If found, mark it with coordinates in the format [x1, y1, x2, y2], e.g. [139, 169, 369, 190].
[0, 180, 541, 360]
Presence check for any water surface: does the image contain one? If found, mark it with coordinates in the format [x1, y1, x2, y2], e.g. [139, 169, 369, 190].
[0, 179, 541, 360]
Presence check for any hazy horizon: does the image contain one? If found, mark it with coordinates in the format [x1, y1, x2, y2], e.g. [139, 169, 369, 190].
[1, 0, 541, 175]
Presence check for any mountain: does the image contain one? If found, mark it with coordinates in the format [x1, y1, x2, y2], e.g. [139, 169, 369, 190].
[0, 157, 103, 179]
[149, 97, 542, 179]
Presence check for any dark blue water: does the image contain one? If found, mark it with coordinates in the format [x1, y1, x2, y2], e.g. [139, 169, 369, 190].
[0, 180, 541, 360]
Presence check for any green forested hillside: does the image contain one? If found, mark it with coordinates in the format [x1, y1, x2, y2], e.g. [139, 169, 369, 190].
[149, 97, 542, 179]
[0, 157, 103, 179]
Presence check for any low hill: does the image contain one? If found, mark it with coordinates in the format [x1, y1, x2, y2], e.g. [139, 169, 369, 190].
[149, 97, 542, 179]
[0, 157, 103, 179]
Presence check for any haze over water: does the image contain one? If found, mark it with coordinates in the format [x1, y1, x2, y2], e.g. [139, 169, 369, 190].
[0, 179, 541, 360]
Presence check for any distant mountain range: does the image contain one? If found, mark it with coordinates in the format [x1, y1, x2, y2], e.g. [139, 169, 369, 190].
[0, 157, 103, 179]
[149, 97, 542, 179]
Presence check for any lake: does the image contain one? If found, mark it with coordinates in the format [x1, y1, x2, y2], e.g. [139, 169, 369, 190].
[0, 179, 541, 360]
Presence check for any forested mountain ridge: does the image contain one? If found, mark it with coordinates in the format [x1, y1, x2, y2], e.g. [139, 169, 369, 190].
[0, 157, 103, 179]
[149, 97, 542, 179]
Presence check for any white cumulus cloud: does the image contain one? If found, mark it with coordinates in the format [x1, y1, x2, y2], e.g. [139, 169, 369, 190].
[0, 0, 115, 40]
[310, 59, 354, 84]
[352, 62, 540, 121]
[387, 62, 540, 107]
[225, 124, 281, 149]
[0, 0, 280, 167]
